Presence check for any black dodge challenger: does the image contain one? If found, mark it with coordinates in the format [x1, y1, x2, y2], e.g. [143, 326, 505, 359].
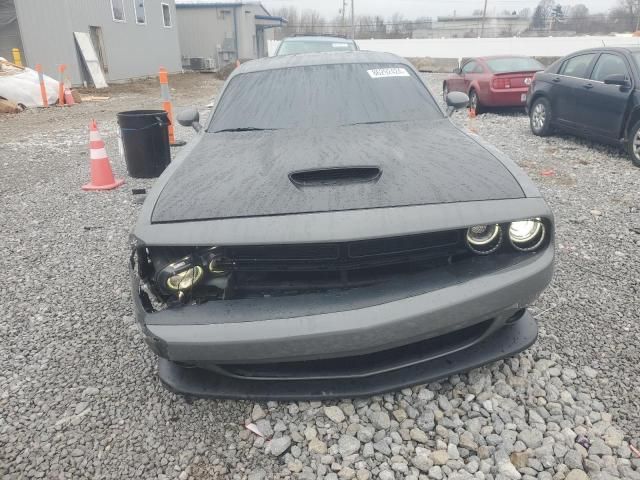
[130, 52, 554, 399]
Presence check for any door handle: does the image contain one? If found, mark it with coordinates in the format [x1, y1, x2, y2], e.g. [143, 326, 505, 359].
[583, 83, 593, 89]
[552, 77, 561, 83]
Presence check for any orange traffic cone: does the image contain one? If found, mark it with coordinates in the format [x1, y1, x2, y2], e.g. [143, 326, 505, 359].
[64, 88, 75, 106]
[235, 59, 240, 68]
[82, 120, 124, 191]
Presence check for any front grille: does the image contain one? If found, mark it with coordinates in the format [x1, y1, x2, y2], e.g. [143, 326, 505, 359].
[215, 230, 470, 298]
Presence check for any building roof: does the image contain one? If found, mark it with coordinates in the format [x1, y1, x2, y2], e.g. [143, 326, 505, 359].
[175, 0, 270, 15]
[281, 35, 354, 43]
[436, 15, 528, 22]
[234, 51, 407, 75]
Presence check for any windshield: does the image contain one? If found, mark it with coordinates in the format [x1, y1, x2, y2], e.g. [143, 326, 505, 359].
[208, 63, 442, 132]
[486, 57, 544, 73]
[277, 39, 356, 55]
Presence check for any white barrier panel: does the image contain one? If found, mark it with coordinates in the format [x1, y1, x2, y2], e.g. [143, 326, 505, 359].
[268, 36, 640, 59]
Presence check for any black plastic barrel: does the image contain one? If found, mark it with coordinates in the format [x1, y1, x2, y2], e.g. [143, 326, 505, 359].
[117, 110, 171, 178]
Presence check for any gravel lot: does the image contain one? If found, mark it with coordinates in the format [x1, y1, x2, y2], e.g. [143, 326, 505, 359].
[1, 72, 639, 480]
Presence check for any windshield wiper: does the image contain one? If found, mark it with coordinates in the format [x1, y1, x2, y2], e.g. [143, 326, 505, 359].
[214, 127, 280, 133]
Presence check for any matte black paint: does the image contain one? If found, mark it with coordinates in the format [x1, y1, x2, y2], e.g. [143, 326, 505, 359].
[151, 120, 524, 223]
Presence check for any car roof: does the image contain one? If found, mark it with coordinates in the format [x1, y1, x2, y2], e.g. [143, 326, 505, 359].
[234, 51, 410, 75]
[281, 36, 354, 43]
[562, 46, 640, 56]
[471, 55, 539, 61]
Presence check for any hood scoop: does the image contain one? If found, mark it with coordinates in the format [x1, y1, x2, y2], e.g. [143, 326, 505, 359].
[289, 166, 382, 187]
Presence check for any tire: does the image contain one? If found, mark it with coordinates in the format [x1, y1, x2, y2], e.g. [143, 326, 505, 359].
[443, 82, 449, 104]
[626, 120, 640, 167]
[529, 97, 553, 137]
[468, 89, 484, 115]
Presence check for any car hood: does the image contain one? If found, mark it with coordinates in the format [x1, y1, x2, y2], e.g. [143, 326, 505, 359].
[151, 119, 524, 223]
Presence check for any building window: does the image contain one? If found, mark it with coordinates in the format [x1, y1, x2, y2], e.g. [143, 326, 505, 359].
[133, 0, 146, 24]
[218, 9, 231, 20]
[111, 0, 126, 22]
[161, 3, 172, 27]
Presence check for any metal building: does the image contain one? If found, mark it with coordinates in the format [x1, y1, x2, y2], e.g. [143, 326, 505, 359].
[175, 1, 286, 71]
[0, 0, 182, 86]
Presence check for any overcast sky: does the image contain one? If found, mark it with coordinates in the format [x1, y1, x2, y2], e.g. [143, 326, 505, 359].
[262, 0, 619, 19]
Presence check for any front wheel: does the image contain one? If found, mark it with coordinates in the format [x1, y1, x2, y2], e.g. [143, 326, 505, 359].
[469, 90, 484, 115]
[530, 97, 553, 136]
[443, 83, 449, 104]
[625, 120, 640, 167]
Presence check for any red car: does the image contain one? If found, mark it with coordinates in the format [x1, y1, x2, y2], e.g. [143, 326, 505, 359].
[443, 56, 545, 114]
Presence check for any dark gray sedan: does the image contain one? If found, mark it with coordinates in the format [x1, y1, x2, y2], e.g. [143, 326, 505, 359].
[527, 46, 640, 167]
[130, 52, 554, 399]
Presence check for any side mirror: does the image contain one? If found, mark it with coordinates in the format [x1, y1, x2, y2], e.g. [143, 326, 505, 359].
[604, 74, 630, 87]
[453, 67, 462, 75]
[445, 91, 469, 116]
[177, 107, 202, 131]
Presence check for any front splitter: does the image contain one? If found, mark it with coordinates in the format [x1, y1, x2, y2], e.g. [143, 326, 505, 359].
[157, 312, 537, 400]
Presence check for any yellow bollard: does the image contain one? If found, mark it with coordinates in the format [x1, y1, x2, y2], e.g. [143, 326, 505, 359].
[12, 48, 23, 67]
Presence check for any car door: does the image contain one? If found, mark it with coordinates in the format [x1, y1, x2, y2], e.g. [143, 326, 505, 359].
[449, 60, 476, 92]
[577, 52, 633, 140]
[461, 60, 482, 93]
[552, 53, 598, 129]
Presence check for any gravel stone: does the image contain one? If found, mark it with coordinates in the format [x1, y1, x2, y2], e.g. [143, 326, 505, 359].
[269, 436, 291, 456]
[252, 403, 267, 421]
[432, 450, 449, 465]
[565, 470, 590, 480]
[325, 406, 346, 423]
[338, 435, 361, 457]
[369, 411, 391, 430]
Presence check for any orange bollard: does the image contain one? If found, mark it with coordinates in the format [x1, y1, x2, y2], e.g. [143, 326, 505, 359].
[35, 64, 49, 108]
[159, 67, 185, 147]
[57, 64, 67, 106]
[236, 59, 240, 68]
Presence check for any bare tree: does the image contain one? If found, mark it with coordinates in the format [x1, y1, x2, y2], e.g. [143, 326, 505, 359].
[519, 8, 532, 18]
[566, 4, 590, 33]
[609, 0, 640, 32]
[530, 0, 555, 30]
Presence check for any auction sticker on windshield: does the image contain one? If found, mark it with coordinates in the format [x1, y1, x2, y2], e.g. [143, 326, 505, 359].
[367, 68, 410, 79]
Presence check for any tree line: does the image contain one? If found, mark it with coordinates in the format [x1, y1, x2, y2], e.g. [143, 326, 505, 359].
[273, 0, 640, 39]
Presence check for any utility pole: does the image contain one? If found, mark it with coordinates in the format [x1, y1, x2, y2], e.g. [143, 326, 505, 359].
[351, 0, 356, 39]
[636, 0, 640, 32]
[342, 0, 347, 36]
[479, 0, 488, 38]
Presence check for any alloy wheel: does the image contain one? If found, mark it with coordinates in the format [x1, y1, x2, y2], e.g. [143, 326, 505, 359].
[470, 92, 478, 110]
[633, 129, 640, 161]
[532, 103, 546, 131]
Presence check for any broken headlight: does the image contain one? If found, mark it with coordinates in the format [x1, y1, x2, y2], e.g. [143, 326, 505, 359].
[157, 257, 205, 293]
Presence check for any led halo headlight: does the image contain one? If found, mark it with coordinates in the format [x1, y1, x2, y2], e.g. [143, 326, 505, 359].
[509, 218, 546, 252]
[466, 224, 503, 255]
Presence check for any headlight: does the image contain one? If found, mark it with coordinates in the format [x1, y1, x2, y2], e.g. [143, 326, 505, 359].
[509, 218, 545, 251]
[166, 266, 204, 291]
[157, 257, 205, 292]
[466, 224, 502, 254]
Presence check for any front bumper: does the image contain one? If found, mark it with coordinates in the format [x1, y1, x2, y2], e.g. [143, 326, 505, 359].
[158, 312, 537, 400]
[133, 245, 553, 398]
